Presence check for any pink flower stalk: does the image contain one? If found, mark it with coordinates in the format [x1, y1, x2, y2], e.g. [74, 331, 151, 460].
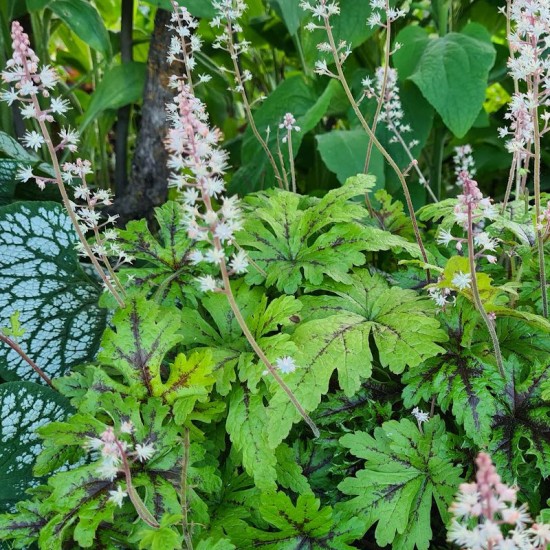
[0, 22, 126, 306]
[448, 452, 550, 549]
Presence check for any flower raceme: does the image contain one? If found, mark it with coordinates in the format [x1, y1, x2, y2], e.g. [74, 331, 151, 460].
[0, 21, 128, 306]
[447, 452, 550, 549]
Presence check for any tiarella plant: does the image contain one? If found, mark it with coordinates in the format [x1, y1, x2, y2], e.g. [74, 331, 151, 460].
[0, 0, 549, 549]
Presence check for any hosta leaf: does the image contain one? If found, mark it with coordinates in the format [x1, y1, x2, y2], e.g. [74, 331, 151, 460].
[0, 382, 71, 512]
[490, 357, 550, 481]
[267, 271, 446, 445]
[0, 202, 106, 381]
[117, 201, 199, 305]
[409, 26, 496, 137]
[239, 177, 375, 294]
[98, 297, 182, 395]
[338, 417, 463, 550]
[227, 492, 364, 549]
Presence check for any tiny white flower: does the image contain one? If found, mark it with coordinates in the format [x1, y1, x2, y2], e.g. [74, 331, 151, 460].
[275, 356, 298, 374]
[451, 271, 472, 291]
[135, 442, 155, 463]
[120, 421, 134, 434]
[197, 274, 219, 292]
[22, 130, 45, 151]
[15, 165, 34, 182]
[108, 485, 127, 507]
[412, 407, 429, 423]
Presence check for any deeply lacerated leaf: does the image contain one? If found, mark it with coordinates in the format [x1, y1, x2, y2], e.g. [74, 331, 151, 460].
[116, 201, 199, 305]
[0, 202, 106, 381]
[267, 270, 446, 446]
[0, 499, 45, 548]
[98, 297, 182, 395]
[239, 177, 375, 293]
[0, 382, 71, 512]
[227, 492, 364, 549]
[227, 386, 278, 491]
[402, 306, 504, 444]
[338, 417, 463, 550]
[490, 357, 550, 481]
[180, 282, 300, 395]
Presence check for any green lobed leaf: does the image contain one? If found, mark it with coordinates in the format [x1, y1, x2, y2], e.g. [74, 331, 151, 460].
[238, 177, 375, 294]
[0, 499, 44, 548]
[80, 62, 146, 129]
[0, 202, 106, 381]
[408, 25, 496, 137]
[227, 386, 278, 491]
[98, 297, 183, 395]
[48, 0, 112, 57]
[338, 417, 463, 550]
[116, 201, 199, 305]
[227, 492, 364, 549]
[402, 305, 504, 445]
[266, 270, 446, 446]
[0, 382, 71, 512]
[180, 282, 300, 395]
[490, 357, 550, 481]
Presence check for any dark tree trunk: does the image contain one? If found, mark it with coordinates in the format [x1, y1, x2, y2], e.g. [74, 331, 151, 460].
[112, 8, 176, 224]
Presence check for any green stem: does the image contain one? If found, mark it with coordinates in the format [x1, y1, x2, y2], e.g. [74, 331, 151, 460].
[322, 17, 430, 276]
[467, 207, 505, 378]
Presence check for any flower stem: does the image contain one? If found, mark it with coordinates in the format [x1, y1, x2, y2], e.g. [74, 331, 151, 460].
[322, 17, 430, 277]
[219, 259, 320, 438]
[180, 427, 193, 550]
[0, 334, 54, 388]
[467, 207, 505, 378]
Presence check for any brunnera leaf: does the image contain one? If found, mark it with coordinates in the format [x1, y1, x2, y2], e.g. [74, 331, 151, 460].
[0, 202, 106, 382]
[0, 381, 72, 512]
[338, 417, 463, 550]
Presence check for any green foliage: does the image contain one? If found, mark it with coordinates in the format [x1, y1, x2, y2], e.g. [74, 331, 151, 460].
[80, 62, 147, 129]
[407, 25, 496, 137]
[116, 201, 200, 305]
[239, 177, 375, 293]
[489, 357, 550, 481]
[228, 492, 364, 549]
[266, 270, 447, 445]
[338, 417, 463, 550]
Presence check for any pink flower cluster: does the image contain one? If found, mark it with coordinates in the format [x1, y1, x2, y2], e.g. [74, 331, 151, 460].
[87, 421, 155, 482]
[448, 452, 550, 549]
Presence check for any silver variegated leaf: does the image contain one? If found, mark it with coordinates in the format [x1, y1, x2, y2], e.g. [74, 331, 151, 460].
[0, 381, 71, 512]
[0, 202, 106, 381]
